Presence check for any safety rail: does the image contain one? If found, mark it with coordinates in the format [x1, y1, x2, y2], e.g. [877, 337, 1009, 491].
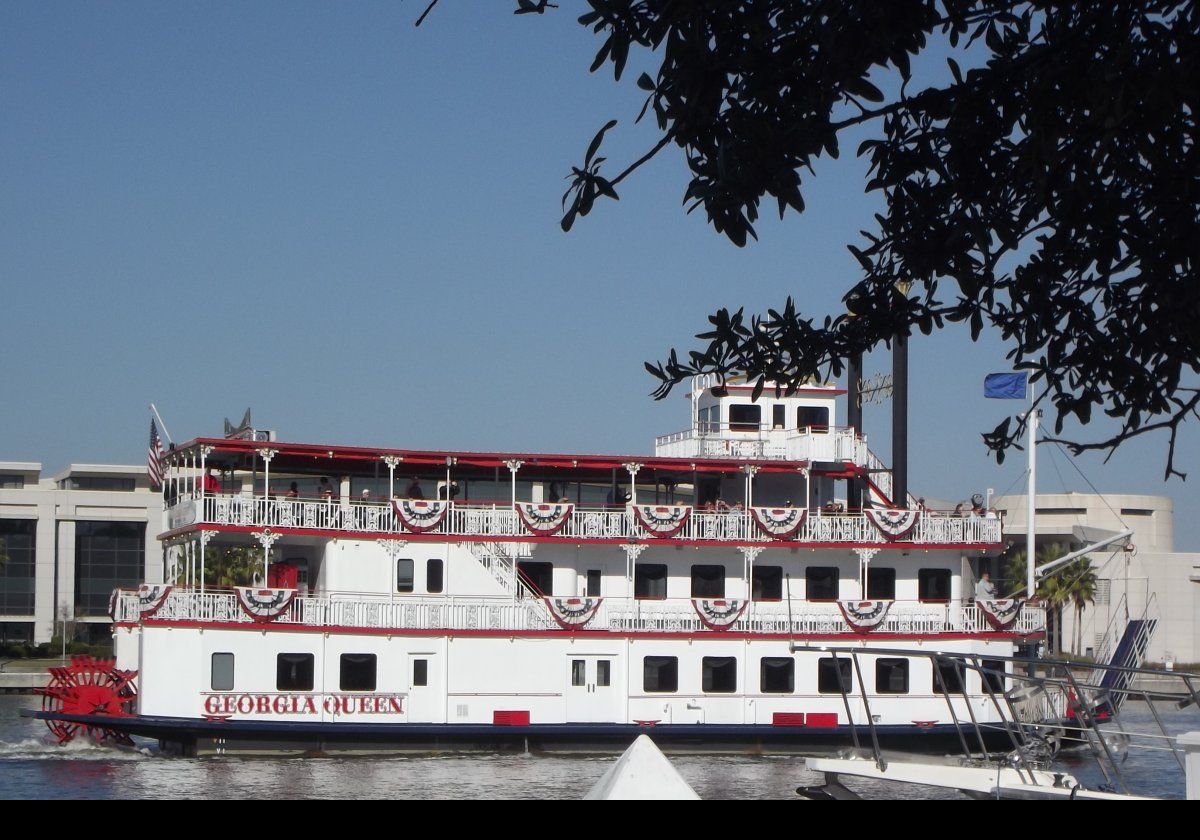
[173, 496, 1003, 546]
[115, 590, 1044, 636]
[654, 424, 868, 464]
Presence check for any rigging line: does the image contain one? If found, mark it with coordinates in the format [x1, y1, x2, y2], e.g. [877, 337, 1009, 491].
[1046, 440, 1071, 495]
[994, 467, 1029, 503]
[1050, 443, 1131, 533]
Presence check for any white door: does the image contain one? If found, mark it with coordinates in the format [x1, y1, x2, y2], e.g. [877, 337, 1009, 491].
[564, 655, 620, 723]
[407, 652, 442, 723]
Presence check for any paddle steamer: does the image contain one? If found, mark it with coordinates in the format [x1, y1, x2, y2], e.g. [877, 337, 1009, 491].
[33, 379, 1044, 754]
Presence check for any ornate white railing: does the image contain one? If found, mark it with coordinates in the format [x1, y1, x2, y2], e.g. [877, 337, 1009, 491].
[177, 496, 1002, 546]
[654, 425, 868, 465]
[117, 590, 1044, 636]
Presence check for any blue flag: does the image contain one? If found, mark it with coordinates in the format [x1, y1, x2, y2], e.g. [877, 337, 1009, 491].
[984, 372, 1028, 399]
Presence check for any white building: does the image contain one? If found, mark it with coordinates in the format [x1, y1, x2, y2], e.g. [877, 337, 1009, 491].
[0, 462, 162, 644]
[993, 492, 1200, 665]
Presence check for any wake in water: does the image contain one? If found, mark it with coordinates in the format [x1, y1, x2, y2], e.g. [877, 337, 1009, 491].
[0, 735, 155, 761]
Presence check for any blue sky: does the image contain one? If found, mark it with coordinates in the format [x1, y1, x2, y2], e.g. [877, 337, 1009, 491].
[3, 2, 1197, 548]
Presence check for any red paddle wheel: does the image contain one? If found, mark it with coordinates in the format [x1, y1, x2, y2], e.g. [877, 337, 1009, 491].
[35, 655, 138, 745]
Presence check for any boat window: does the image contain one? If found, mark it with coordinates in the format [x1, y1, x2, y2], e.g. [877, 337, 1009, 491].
[981, 659, 1006, 694]
[806, 567, 840, 601]
[797, 406, 829, 430]
[571, 659, 586, 687]
[597, 660, 611, 687]
[426, 558, 444, 594]
[760, 657, 794, 693]
[643, 656, 678, 693]
[752, 565, 784, 601]
[211, 653, 234, 691]
[413, 659, 428, 687]
[703, 657, 738, 693]
[933, 658, 967, 695]
[817, 657, 853, 694]
[690, 564, 726, 598]
[772, 404, 786, 429]
[876, 658, 909, 694]
[517, 561, 554, 596]
[586, 569, 602, 597]
[634, 564, 668, 600]
[728, 404, 761, 432]
[867, 567, 896, 600]
[340, 654, 377, 692]
[277, 653, 315, 691]
[397, 559, 414, 593]
[918, 568, 951, 602]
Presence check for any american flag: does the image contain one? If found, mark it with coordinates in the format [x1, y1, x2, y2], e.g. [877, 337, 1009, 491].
[147, 419, 164, 490]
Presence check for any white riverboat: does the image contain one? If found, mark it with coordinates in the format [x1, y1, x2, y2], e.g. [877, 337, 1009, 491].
[31, 379, 1044, 755]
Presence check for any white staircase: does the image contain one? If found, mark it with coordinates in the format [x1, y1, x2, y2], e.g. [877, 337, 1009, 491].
[464, 541, 542, 599]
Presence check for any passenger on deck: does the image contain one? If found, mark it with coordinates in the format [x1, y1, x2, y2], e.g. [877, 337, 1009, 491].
[319, 477, 333, 501]
[203, 471, 222, 495]
[974, 571, 996, 602]
[437, 481, 460, 501]
[406, 477, 424, 499]
[286, 482, 300, 499]
[360, 488, 372, 502]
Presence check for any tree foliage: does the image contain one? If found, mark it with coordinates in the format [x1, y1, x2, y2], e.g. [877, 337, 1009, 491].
[470, 1, 1199, 478]
[203, 544, 263, 588]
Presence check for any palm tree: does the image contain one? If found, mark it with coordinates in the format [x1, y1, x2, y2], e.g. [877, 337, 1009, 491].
[1000, 543, 1072, 654]
[203, 544, 263, 588]
[1061, 558, 1099, 657]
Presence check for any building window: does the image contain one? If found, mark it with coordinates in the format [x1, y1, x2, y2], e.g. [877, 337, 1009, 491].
[63, 476, 136, 491]
[571, 659, 586, 687]
[211, 653, 235, 691]
[74, 521, 145, 616]
[817, 657, 853, 694]
[0, 519, 36, 615]
[981, 659, 1006, 694]
[867, 567, 896, 600]
[517, 561, 553, 596]
[760, 657, 794, 693]
[728, 404, 762, 432]
[643, 656, 678, 693]
[0, 474, 25, 489]
[277, 654, 315, 691]
[933, 658, 967, 695]
[690, 565, 725, 598]
[586, 569, 602, 597]
[397, 559, 414, 593]
[875, 658, 909, 694]
[703, 657, 738, 693]
[806, 567, 840, 601]
[918, 568, 951, 602]
[597, 660, 611, 687]
[797, 406, 830, 429]
[340, 654, 377, 691]
[771, 404, 786, 429]
[634, 564, 668, 600]
[412, 659, 428, 687]
[426, 559, 444, 594]
[752, 566, 783, 601]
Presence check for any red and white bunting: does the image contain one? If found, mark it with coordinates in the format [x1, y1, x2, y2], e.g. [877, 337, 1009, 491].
[864, 508, 920, 540]
[977, 599, 1024, 630]
[838, 600, 892, 633]
[137, 584, 173, 618]
[392, 499, 449, 533]
[235, 587, 296, 623]
[750, 506, 808, 540]
[515, 502, 574, 536]
[543, 596, 603, 630]
[692, 598, 748, 630]
[633, 504, 692, 538]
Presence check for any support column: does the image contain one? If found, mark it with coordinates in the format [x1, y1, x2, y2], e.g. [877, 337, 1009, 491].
[738, 546, 764, 605]
[624, 462, 643, 507]
[254, 529, 281, 586]
[847, 352, 863, 511]
[505, 460, 523, 507]
[383, 455, 401, 501]
[379, 539, 409, 605]
[854, 548, 881, 600]
[621, 543, 647, 600]
[199, 530, 217, 593]
[742, 465, 759, 509]
[892, 333, 908, 508]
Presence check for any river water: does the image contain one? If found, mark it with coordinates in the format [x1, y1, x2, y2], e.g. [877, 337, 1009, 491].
[0, 695, 1193, 799]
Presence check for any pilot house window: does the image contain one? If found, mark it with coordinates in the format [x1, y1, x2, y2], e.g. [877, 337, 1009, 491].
[728, 404, 761, 432]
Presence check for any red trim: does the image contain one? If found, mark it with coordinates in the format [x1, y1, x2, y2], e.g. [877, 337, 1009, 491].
[136, 618, 1040, 643]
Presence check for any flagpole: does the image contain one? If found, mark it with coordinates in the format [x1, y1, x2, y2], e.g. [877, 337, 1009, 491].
[1026, 384, 1038, 598]
[149, 403, 174, 445]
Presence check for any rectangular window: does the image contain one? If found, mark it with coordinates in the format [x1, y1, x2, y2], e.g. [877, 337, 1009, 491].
[413, 659, 428, 687]
[643, 656, 678, 693]
[933, 658, 967, 695]
[276, 653, 315, 691]
[571, 659, 586, 687]
[981, 659, 1006, 694]
[867, 567, 896, 600]
[752, 566, 784, 601]
[797, 406, 830, 429]
[806, 567, 840, 601]
[771, 404, 786, 429]
[918, 569, 951, 602]
[634, 564, 668, 600]
[426, 558, 444, 594]
[876, 658, 909, 694]
[0, 519, 36, 615]
[74, 521, 145, 616]
[397, 559, 414, 593]
[690, 564, 725, 598]
[0, 474, 25, 489]
[703, 657, 738, 693]
[586, 569, 602, 598]
[211, 653, 235, 691]
[65, 476, 136, 491]
[817, 657, 853, 695]
[597, 660, 611, 687]
[728, 404, 762, 432]
[339, 654, 377, 692]
[760, 657, 794, 693]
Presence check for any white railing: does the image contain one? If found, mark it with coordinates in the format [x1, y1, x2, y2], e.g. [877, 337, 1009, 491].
[117, 590, 1045, 636]
[179, 496, 1002, 545]
[654, 425, 869, 465]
